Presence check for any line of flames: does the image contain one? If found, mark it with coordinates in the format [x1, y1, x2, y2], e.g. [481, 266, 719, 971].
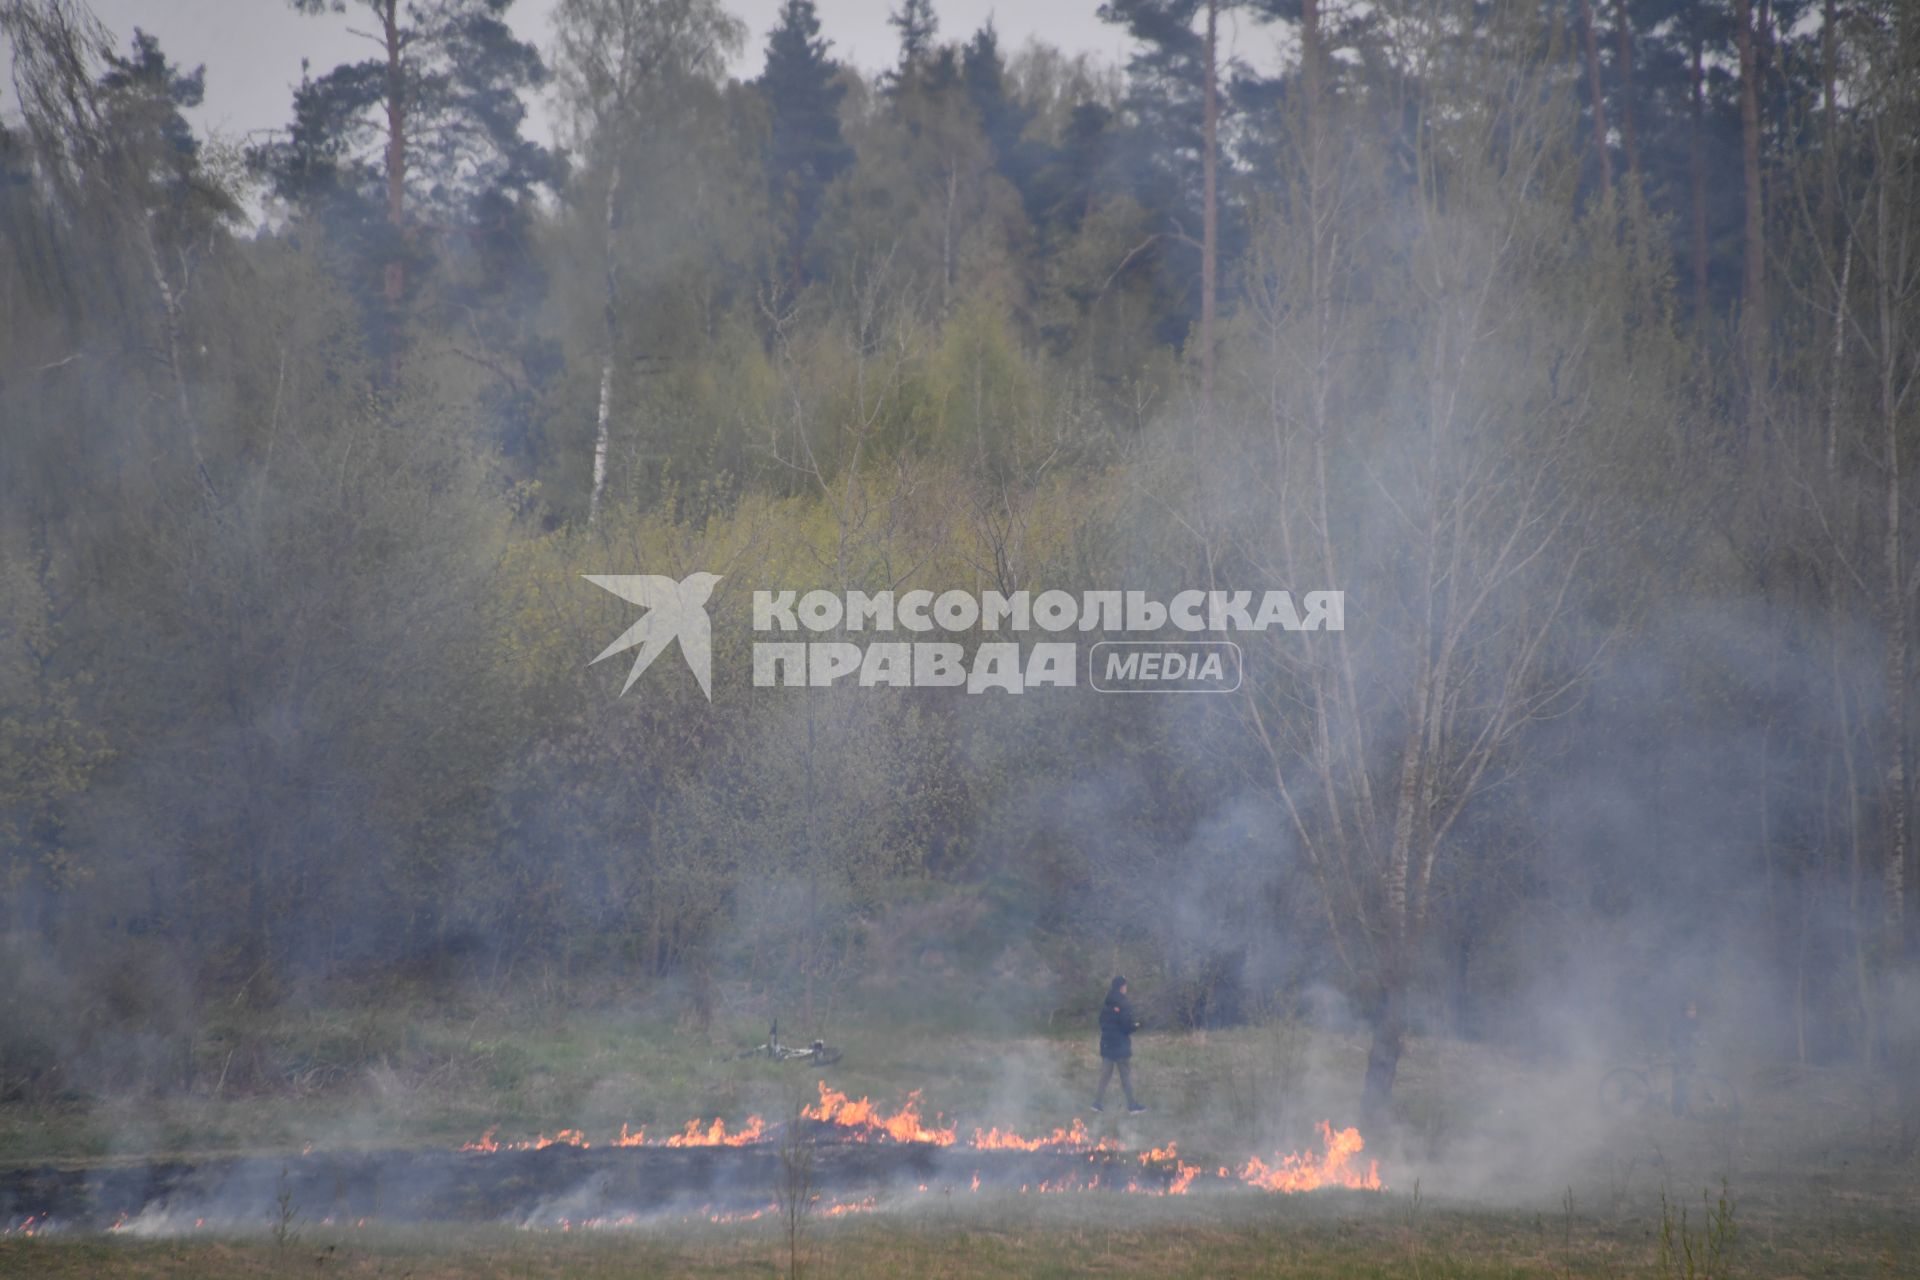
[800, 1082, 956, 1145]
[5, 1128, 1380, 1239]
[971, 1117, 1121, 1152]
[451, 1084, 1380, 1196]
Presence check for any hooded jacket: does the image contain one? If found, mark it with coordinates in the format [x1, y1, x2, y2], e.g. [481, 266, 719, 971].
[1099, 989, 1139, 1060]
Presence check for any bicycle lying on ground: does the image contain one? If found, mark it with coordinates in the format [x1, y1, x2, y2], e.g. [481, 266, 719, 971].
[1599, 1059, 1740, 1120]
[726, 1021, 843, 1066]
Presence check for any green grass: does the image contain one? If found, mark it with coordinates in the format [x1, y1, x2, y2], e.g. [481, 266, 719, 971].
[1, 997, 1289, 1164]
[2, 999, 1916, 1276]
[2, 1190, 1913, 1278]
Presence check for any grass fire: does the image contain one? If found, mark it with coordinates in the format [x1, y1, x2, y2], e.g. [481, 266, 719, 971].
[447, 1081, 1380, 1197]
[5, 0, 1920, 1273]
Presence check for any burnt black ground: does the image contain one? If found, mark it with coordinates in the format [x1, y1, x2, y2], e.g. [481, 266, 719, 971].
[0, 1134, 1182, 1231]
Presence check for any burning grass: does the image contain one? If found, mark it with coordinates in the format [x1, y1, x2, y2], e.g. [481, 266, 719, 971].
[0, 1067, 1382, 1240]
[802, 1083, 956, 1146]
[440, 1081, 1380, 1200]
[3, 1005, 1916, 1275]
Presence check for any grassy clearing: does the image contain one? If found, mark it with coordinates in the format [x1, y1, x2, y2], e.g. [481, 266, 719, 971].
[1, 1189, 1913, 1278]
[1, 996, 1361, 1165]
[2, 999, 1916, 1276]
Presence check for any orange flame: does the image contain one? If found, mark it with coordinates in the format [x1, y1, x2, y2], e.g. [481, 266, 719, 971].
[664, 1115, 767, 1147]
[1138, 1142, 1200, 1194]
[970, 1119, 1119, 1151]
[802, 1082, 956, 1145]
[823, 1196, 878, 1217]
[1237, 1121, 1382, 1193]
[448, 1100, 1383, 1201]
[459, 1127, 589, 1153]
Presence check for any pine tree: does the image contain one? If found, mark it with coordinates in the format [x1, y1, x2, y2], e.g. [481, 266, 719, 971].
[254, 0, 555, 344]
[755, 0, 852, 281]
[890, 0, 939, 66]
[1098, 0, 1228, 392]
[885, 0, 942, 91]
[960, 21, 1034, 180]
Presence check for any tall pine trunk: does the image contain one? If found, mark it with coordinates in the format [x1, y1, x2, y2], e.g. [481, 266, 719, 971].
[1690, 33, 1709, 330]
[1200, 0, 1219, 416]
[1735, 0, 1767, 399]
[1612, 0, 1640, 186]
[381, 0, 407, 309]
[1577, 0, 1612, 194]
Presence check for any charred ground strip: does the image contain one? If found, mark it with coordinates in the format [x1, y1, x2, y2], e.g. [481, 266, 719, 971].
[0, 1139, 1192, 1231]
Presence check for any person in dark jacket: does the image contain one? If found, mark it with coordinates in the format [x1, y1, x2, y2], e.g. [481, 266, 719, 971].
[1092, 975, 1146, 1113]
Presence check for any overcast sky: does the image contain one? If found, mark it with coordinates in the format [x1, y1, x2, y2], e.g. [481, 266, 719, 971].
[67, 0, 1157, 149]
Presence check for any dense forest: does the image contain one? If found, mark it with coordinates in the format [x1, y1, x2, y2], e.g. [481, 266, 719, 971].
[1, 0, 1916, 1129]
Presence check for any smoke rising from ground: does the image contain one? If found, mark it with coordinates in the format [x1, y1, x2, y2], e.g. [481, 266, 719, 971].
[1, 1, 1917, 1259]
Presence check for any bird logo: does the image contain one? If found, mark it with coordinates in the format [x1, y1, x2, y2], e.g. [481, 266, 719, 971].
[583, 572, 723, 700]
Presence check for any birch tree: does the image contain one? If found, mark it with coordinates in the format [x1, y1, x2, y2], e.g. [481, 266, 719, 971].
[1227, 0, 1687, 1122]
[2, 0, 237, 497]
[551, 0, 744, 523]
[1780, 0, 1920, 1093]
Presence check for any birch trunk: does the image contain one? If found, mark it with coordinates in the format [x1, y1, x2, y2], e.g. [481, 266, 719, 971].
[589, 153, 623, 526]
[1877, 171, 1909, 954]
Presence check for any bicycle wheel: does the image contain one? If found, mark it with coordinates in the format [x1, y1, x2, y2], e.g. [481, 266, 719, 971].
[1689, 1073, 1741, 1121]
[1600, 1067, 1653, 1113]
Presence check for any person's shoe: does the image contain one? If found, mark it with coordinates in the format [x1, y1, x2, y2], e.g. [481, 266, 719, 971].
[1090, 1103, 1103, 1113]
[1127, 1104, 1148, 1114]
